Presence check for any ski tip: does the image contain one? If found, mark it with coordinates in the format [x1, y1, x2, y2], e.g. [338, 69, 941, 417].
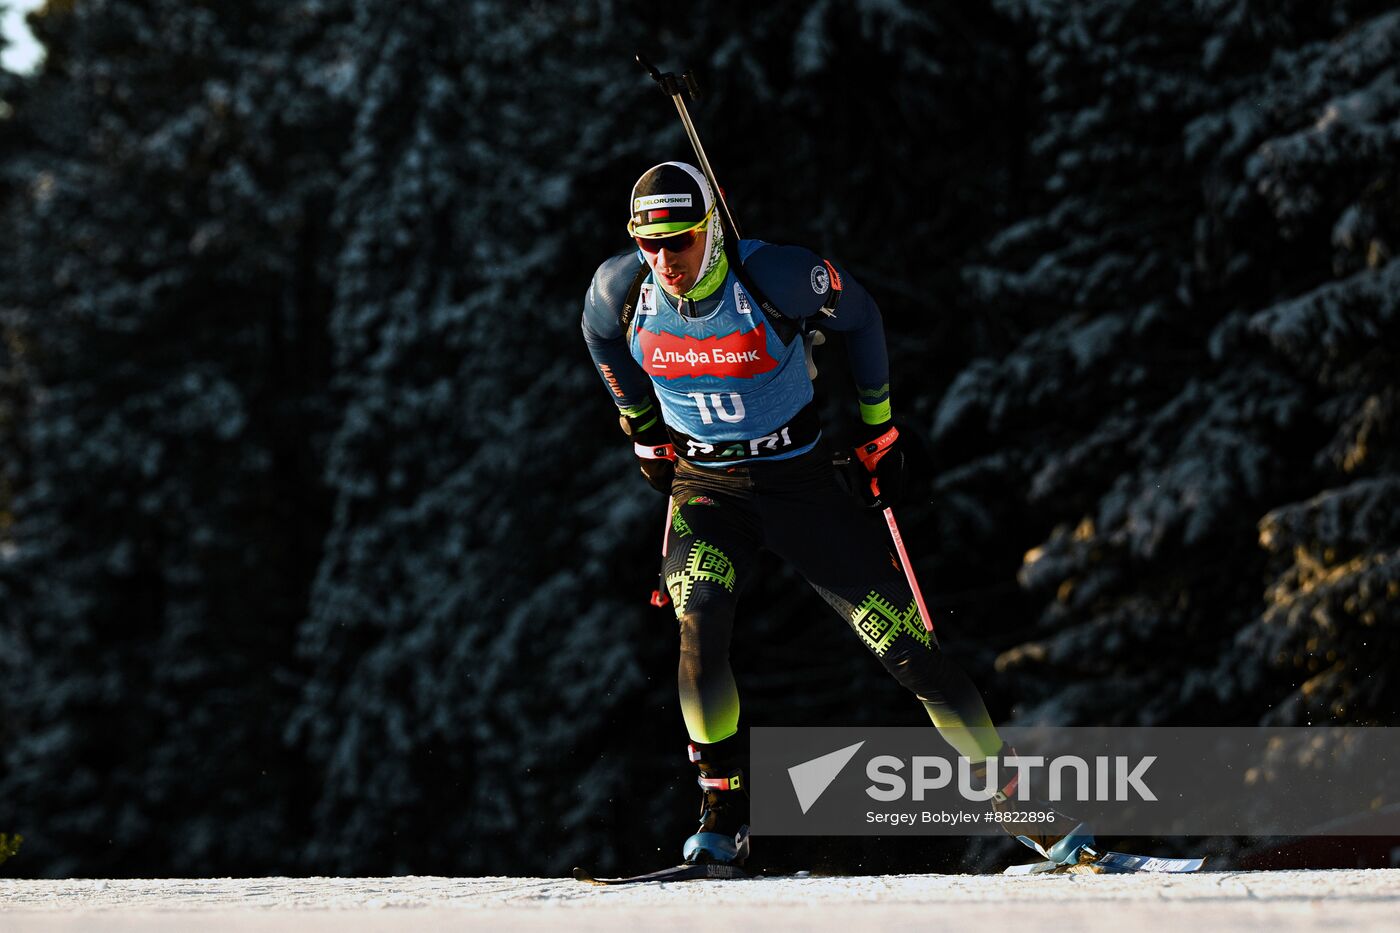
[571, 866, 597, 883]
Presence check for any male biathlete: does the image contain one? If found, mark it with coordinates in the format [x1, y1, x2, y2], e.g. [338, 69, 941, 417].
[581, 162, 1093, 868]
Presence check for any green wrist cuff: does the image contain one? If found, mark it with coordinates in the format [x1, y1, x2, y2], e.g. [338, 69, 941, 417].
[619, 401, 660, 436]
[859, 400, 892, 425]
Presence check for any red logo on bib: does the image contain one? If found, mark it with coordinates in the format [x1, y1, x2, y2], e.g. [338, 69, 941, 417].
[639, 325, 779, 380]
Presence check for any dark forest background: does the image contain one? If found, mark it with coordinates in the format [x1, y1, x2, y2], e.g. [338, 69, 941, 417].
[1, 0, 1397, 878]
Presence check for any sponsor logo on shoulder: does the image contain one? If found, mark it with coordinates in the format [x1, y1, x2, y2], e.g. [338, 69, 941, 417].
[638, 283, 657, 316]
[811, 265, 831, 295]
[734, 283, 752, 315]
[635, 193, 693, 211]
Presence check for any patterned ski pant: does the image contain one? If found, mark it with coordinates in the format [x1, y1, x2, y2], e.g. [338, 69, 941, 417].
[663, 447, 1002, 761]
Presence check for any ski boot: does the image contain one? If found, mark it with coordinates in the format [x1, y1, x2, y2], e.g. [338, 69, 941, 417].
[681, 736, 751, 866]
[973, 743, 1097, 867]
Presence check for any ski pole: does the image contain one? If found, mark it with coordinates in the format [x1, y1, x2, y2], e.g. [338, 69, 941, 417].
[881, 505, 936, 637]
[650, 503, 671, 608]
[636, 53, 743, 239]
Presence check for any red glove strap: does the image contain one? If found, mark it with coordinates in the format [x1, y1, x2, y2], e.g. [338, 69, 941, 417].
[634, 441, 676, 461]
[856, 426, 899, 472]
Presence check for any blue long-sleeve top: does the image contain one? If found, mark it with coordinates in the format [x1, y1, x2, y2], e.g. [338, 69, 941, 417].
[582, 239, 892, 463]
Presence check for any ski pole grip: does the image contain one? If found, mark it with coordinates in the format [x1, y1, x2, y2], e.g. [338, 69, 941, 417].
[636, 54, 673, 92]
[636, 52, 697, 100]
[856, 425, 900, 472]
[636, 53, 659, 79]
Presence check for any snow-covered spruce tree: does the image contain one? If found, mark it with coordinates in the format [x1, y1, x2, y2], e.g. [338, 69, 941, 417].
[1193, 6, 1400, 723]
[0, 0, 351, 875]
[939, 2, 1398, 726]
[276, 1, 664, 876]
[936, 0, 1252, 724]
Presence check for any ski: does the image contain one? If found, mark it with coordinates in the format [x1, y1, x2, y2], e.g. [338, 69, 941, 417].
[1005, 851, 1206, 876]
[1080, 851, 1206, 874]
[573, 862, 751, 885]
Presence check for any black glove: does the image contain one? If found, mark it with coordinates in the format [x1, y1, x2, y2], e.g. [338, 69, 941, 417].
[620, 407, 676, 495]
[853, 422, 906, 508]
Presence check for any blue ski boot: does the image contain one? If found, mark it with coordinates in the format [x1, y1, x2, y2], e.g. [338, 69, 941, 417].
[681, 737, 750, 865]
[974, 744, 1097, 867]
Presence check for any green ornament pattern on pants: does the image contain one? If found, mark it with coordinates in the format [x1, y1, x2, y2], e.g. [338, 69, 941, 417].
[851, 591, 930, 655]
[666, 541, 736, 611]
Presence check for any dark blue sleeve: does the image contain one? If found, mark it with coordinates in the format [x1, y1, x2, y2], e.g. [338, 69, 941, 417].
[745, 244, 892, 424]
[581, 252, 657, 419]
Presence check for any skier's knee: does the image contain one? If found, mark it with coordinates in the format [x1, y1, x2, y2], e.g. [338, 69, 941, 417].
[677, 609, 704, 661]
[881, 638, 948, 697]
[678, 607, 732, 673]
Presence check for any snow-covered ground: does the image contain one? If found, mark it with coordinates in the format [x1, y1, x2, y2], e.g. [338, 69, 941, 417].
[3, 870, 1398, 931]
